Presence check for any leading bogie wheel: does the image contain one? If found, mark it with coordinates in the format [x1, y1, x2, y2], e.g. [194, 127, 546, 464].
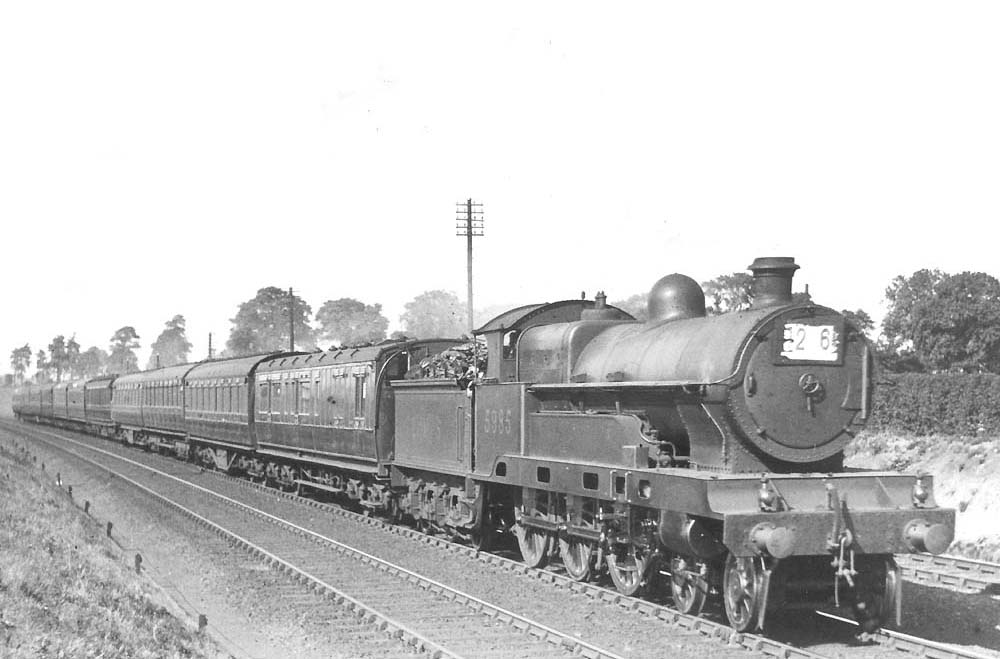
[670, 556, 708, 616]
[606, 544, 648, 597]
[854, 558, 900, 633]
[559, 537, 595, 582]
[722, 553, 764, 632]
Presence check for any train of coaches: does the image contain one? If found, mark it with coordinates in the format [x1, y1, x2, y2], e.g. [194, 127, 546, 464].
[11, 256, 955, 634]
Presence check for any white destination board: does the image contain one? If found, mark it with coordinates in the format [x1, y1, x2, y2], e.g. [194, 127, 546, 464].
[781, 323, 839, 361]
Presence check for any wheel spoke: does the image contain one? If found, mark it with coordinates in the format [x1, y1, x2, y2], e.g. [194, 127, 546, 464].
[559, 537, 594, 581]
[723, 554, 762, 632]
[669, 557, 707, 615]
[517, 525, 549, 568]
[607, 545, 647, 597]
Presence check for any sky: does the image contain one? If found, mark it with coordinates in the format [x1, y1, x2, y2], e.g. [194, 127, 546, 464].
[2, 2, 999, 373]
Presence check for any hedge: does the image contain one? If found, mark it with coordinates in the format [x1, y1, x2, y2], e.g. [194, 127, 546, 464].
[868, 373, 1000, 436]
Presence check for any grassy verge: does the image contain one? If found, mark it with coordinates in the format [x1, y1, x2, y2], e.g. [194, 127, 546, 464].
[0, 386, 12, 418]
[848, 430, 1000, 561]
[0, 440, 215, 658]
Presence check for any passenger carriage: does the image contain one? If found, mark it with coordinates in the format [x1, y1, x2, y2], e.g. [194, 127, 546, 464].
[110, 364, 198, 450]
[181, 353, 299, 471]
[251, 340, 461, 501]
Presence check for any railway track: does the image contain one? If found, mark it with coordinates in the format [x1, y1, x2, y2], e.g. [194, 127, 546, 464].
[5, 425, 626, 659]
[895, 553, 1000, 594]
[815, 612, 997, 659]
[4, 419, 997, 659]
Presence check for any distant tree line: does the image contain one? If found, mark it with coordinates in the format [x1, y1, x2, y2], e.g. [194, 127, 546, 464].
[221, 287, 466, 357]
[15, 266, 996, 383]
[9, 288, 470, 382]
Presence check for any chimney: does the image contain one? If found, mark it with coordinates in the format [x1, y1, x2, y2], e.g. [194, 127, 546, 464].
[748, 257, 799, 308]
[582, 290, 620, 320]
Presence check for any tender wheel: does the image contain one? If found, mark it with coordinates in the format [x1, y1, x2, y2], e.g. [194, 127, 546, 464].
[470, 520, 495, 552]
[469, 491, 495, 551]
[723, 554, 764, 632]
[386, 496, 404, 524]
[606, 544, 649, 597]
[559, 537, 595, 582]
[516, 525, 550, 568]
[670, 556, 708, 616]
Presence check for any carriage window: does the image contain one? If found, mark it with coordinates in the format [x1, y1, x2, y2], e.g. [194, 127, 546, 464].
[299, 380, 312, 418]
[272, 382, 283, 418]
[354, 375, 366, 418]
[257, 382, 269, 417]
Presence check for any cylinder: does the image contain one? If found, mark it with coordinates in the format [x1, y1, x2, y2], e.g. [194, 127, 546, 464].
[658, 511, 724, 558]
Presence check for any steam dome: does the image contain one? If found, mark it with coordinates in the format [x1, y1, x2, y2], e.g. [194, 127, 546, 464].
[647, 274, 706, 323]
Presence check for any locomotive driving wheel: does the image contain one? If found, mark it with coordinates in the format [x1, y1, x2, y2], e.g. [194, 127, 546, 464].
[723, 554, 766, 632]
[515, 524, 550, 567]
[606, 543, 650, 597]
[670, 556, 708, 616]
[559, 537, 595, 581]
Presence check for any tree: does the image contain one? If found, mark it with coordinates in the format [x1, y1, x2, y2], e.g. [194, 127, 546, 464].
[66, 335, 81, 379]
[147, 315, 193, 369]
[10, 344, 31, 385]
[35, 349, 51, 383]
[108, 326, 141, 374]
[227, 287, 315, 356]
[610, 293, 648, 322]
[315, 298, 388, 347]
[399, 290, 466, 339]
[881, 269, 944, 361]
[47, 335, 70, 382]
[881, 269, 1000, 373]
[702, 273, 753, 315]
[77, 347, 109, 378]
[841, 309, 875, 339]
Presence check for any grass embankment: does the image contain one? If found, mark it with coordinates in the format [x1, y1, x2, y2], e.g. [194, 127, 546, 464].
[848, 431, 1000, 561]
[0, 386, 12, 418]
[0, 439, 214, 658]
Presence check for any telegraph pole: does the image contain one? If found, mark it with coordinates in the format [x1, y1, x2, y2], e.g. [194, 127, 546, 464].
[289, 287, 296, 352]
[455, 199, 483, 335]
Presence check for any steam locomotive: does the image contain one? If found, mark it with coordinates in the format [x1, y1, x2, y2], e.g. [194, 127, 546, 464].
[12, 257, 954, 633]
